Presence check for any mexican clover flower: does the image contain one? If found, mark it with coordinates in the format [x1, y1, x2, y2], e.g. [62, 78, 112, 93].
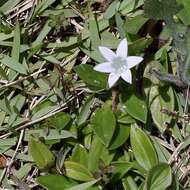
[94, 38, 143, 88]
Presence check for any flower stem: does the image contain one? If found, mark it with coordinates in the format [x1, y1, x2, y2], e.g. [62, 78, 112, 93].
[112, 86, 119, 112]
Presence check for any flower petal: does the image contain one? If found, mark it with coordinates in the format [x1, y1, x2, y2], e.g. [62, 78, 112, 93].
[108, 73, 120, 88]
[94, 62, 114, 73]
[116, 38, 128, 58]
[121, 70, 132, 84]
[127, 56, 143, 69]
[99, 46, 116, 62]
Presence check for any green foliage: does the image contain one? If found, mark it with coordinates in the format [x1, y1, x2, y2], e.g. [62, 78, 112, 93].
[74, 64, 108, 90]
[178, 0, 190, 25]
[91, 107, 116, 147]
[64, 161, 94, 181]
[29, 136, 55, 170]
[130, 125, 158, 171]
[37, 175, 77, 190]
[121, 88, 148, 123]
[144, 0, 182, 23]
[145, 163, 172, 190]
[149, 86, 175, 132]
[0, 0, 190, 189]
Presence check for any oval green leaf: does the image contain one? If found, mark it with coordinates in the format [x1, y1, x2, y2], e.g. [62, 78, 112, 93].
[145, 163, 172, 190]
[109, 124, 130, 150]
[48, 112, 71, 130]
[64, 161, 94, 181]
[74, 64, 107, 90]
[122, 90, 147, 123]
[130, 125, 158, 171]
[149, 86, 174, 132]
[37, 174, 77, 190]
[71, 144, 89, 168]
[91, 107, 116, 146]
[29, 135, 55, 170]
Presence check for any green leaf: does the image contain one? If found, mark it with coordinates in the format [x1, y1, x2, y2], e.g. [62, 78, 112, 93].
[109, 124, 130, 150]
[149, 86, 175, 132]
[0, 66, 8, 79]
[178, 0, 190, 25]
[47, 18, 110, 49]
[66, 179, 99, 190]
[130, 125, 158, 171]
[25, 129, 76, 141]
[91, 107, 116, 146]
[88, 5, 101, 48]
[0, 137, 17, 154]
[37, 174, 77, 190]
[151, 137, 171, 163]
[12, 22, 20, 61]
[128, 38, 152, 55]
[145, 163, 172, 190]
[80, 39, 105, 63]
[32, 20, 52, 48]
[64, 161, 94, 181]
[71, 144, 89, 168]
[122, 176, 138, 190]
[125, 14, 148, 35]
[0, 97, 13, 114]
[88, 136, 104, 172]
[119, 0, 144, 14]
[0, 0, 21, 14]
[1, 56, 28, 75]
[115, 13, 125, 39]
[29, 136, 55, 170]
[144, 0, 182, 23]
[77, 96, 95, 126]
[104, 0, 120, 19]
[33, 0, 56, 17]
[31, 104, 57, 120]
[74, 64, 108, 90]
[121, 90, 147, 123]
[111, 161, 133, 182]
[48, 112, 71, 130]
[14, 163, 32, 179]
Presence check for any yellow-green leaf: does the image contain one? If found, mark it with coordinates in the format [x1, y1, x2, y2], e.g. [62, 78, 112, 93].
[64, 161, 94, 181]
[29, 135, 55, 170]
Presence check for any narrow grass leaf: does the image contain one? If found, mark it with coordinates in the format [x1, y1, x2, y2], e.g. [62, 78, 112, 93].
[33, 0, 56, 17]
[88, 4, 101, 48]
[12, 22, 20, 61]
[0, 31, 13, 41]
[1, 56, 28, 75]
[77, 96, 95, 126]
[32, 20, 52, 48]
[0, 0, 21, 14]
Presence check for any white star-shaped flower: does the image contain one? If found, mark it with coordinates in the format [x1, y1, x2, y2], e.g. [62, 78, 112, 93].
[94, 38, 143, 88]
